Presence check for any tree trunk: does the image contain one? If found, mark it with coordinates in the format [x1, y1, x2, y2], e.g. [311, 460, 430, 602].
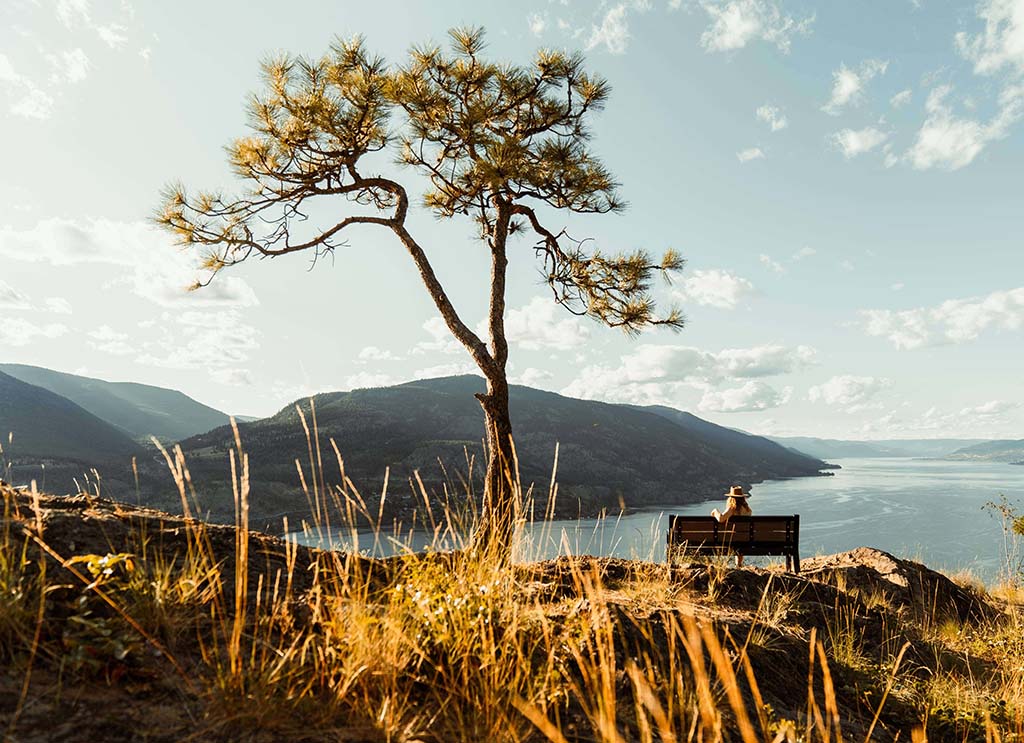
[473, 374, 518, 560]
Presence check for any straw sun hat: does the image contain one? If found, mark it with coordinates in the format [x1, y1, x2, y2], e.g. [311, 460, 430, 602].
[725, 485, 750, 498]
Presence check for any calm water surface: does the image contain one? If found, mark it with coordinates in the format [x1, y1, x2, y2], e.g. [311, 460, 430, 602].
[289, 458, 1024, 582]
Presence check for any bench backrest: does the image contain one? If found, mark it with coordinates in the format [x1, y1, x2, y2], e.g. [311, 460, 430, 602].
[667, 515, 799, 550]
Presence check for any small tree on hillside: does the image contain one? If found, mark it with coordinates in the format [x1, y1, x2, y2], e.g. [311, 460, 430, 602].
[157, 28, 685, 556]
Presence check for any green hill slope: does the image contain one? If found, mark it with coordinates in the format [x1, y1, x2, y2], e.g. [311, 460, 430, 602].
[0, 370, 144, 465]
[641, 406, 836, 471]
[0, 363, 231, 442]
[168, 375, 831, 525]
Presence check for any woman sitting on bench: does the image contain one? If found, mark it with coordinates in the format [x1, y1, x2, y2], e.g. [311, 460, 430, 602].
[710, 485, 752, 566]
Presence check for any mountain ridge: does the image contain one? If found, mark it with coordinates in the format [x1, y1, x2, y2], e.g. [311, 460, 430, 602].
[0, 363, 232, 442]
[0, 370, 144, 465]
[161, 375, 832, 526]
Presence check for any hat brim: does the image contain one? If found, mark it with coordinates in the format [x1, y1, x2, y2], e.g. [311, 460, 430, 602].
[724, 491, 750, 498]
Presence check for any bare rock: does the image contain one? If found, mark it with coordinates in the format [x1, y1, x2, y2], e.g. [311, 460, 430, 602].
[802, 546, 995, 623]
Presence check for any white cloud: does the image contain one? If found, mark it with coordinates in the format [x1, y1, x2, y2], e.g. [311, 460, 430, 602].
[413, 362, 477, 380]
[736, 146, 765, 162]
[0, 318, 68, 347]
[808, 375, 890, 411]
[342, 372, 396, 390]
[46, 48, 91, 84]
[755, 104, 788, 131]
[210, 368, 254, 387]
[135, 310, 260, 371]
[512, 367, 554, 388]
[88, 325, 134, 356]
[45, 297, 73, 314]
[586, 5, 632, 54]
[890, 89, 913, 108]
[955, 0, 1024, 76]
[0, 218, 258, 308]
[791, 246, 816, 261]
[3, 2, 141, 120]
[905, 1, 1024, 170]
[11, 88, 54, 120]
[961, 399, 1020, 418]
[503, 296, 591, 350]
[699, 0, 813, 53]
[905, 83, 1024, 170]
[358, 346, 402, 362]
[562, 342, 814, 405]
[528, 13, 547, 37]
[715, 344, 816, 377]
[890, 282, 905, 291]
[0, 54, 22, 85]
[699, 381, 791, 412]
[860, 286, 1024, 349]
[759, 253, 785, 274]
[96, 24, 128, 49]
[830, 126, 890, 158]
[0, 280, 31, 310]
[822, 59, 889, 115]
[858, 401, 1021, 439]
[55, 0, 91, 29]
[414, 317, 463, 355]
[0, 54, 54, 119]
[674, 269, 754, 309]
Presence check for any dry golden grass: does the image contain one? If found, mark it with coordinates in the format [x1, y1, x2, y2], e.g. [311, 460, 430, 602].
[1, 415, 1023, 742]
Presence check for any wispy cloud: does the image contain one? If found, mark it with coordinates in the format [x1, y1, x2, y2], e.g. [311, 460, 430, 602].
[0, 53, 55, 120]
[698, 0, 814, 53]
[905, 83, 1023, 170]
[562, 342, 815, 408]
[136, 310, 260, 372]
[756, 104, 788, 131]
[527, 13, 546, 37]
[699, 381, 791, 412]
[674, 269, 754, 309]
[0, 317, 69, 347]
[759, 254, 785, 274]
[0, 219, 259, 308]
[808, 374, 891, 412]
[88, 325, 134, 356]
[890, 89, 912, 108]
[586, 2, 652, 55]
[0, 280, 32, 310]
[897, 0, 1024, 170]
[358, 346, 403, 362]
[860, 286, 1024, 349]
[822, 59, 889, 115]
[502, 296, 591, 350]
[47, 48, 90, 83]
[830, 125, 890, 158]
[955, 0, 1024, 77]
[736, 146, 765, 162]
[1, 1, 144, 119]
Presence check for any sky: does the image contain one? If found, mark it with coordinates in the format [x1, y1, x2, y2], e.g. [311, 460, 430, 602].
[0, 0, 1022, 440]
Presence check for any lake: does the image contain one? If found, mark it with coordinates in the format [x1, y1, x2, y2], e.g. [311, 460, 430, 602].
[288, 458, 1024, 583]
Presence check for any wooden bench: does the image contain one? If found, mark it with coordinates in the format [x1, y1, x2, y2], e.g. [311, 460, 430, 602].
[667, 515, 801, 573]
